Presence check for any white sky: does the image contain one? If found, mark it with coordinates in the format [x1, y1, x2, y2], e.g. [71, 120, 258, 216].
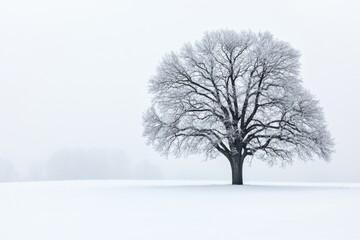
[0, 0, 359, 182]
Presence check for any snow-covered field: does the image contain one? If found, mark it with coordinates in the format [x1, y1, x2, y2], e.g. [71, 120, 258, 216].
[1, 180, 359, 240]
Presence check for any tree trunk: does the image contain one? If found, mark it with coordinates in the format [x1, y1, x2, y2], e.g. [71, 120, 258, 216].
[230, 155, 244, 185]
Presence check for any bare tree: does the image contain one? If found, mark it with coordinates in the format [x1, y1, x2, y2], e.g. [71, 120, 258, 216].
[143, 30, 334, 185]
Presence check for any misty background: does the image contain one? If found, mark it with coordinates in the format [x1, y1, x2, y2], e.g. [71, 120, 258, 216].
[0, 0, 359, 182]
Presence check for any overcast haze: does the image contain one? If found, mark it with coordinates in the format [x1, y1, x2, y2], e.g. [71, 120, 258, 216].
[0, 0, 359, 182]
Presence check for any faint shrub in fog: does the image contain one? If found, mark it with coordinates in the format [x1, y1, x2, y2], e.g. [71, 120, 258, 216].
[0, 158, 18, 182]
[45, 148, 132, 180]
[26, 148, 162, 181]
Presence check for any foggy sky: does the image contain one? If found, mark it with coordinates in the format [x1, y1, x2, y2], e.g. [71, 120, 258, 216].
[0, 0, 359, 182]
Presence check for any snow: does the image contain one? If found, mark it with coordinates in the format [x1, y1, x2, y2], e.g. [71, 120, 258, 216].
[1, 180, 359, 240]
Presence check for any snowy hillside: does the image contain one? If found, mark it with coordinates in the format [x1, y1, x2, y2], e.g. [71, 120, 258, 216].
[1, 180, 359, 240]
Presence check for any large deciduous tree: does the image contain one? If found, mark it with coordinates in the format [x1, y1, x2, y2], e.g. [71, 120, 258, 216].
[143, 30, 334, 185]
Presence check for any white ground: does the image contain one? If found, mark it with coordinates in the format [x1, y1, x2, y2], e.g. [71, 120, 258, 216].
[1, 180, 360, 240]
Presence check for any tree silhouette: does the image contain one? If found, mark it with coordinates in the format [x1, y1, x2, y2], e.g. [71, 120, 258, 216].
[144, 30, 334, 185]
